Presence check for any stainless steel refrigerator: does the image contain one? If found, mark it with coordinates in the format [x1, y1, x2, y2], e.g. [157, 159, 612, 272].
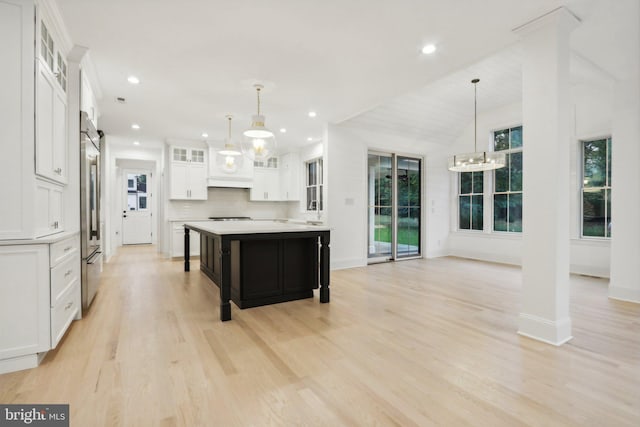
[80, 111, 103, 311]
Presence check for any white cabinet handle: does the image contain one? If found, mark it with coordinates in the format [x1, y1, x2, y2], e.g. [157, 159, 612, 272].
[64, 270, 72, 277]
[64, 246, 72, 252]
[64, 302, 73, 310]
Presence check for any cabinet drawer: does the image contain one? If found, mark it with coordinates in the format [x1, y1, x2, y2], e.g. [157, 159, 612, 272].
[51, 282, 79, 349]
[50, 235, 79, 267]
[50, 253, 79, 307]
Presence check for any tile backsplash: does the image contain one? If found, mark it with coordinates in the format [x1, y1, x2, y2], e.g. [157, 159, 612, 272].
[168, 187, 292, 220]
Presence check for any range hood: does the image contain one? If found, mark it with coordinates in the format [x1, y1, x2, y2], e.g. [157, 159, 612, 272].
[206, 143, 254, 188]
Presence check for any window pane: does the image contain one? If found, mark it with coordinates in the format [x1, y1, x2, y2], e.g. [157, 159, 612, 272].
[606, 138, 612, 186]
[583, 189, 605, 237]
[306, 187, 315, 210]
[508, 193, 523, 232]
[407, 164, 420, 207]
[495, 156, 509, 193]
[606, 188, 611, 237]
[584, 140, 607, 188]
[510, 152, 523, 192]
[308, 162, 316, 186]
[398, 170, 409, 206]
[472, 171, 483, 194]
[494, 129, 510, 151]
[460, 172, 472, 194]
[374, 207, 393, 254]
[459, 196, 471, 230]
[494, 194, 508, 231]
[511, 126, 523, 148]
[472, 195, 483, 230]
[319, 185, 323, 211]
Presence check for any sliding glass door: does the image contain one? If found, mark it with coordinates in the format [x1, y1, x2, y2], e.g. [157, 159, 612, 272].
[367, 152, 422, 262]
[367, 153, 393, 261]
[396, 156, 421, 258]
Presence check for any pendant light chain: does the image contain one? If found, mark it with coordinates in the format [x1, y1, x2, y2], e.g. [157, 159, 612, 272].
[228, 115, 232, 139]
[474, 79, 478, 153]
[256, 87, 261, 115]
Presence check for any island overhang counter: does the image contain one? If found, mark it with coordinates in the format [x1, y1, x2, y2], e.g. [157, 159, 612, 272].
[183, 220, 330, 321]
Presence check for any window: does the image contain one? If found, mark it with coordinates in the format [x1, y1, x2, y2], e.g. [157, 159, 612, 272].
[582, 137, 612, 238]
[493, 126, 523, 232]
[56, 52, 67, 92]
[306, 158, 323, 211]
[459, 172, 483, 230]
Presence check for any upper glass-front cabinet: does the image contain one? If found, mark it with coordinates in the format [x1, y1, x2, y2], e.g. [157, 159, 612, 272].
[39, 21, 67, 93]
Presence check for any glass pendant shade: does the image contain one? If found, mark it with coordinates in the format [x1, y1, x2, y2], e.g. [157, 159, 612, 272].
[448, 78, 506, 173]
[242, 85, 277, 161]
[448, 151, 506, 172]
[216, 115, 243, 174]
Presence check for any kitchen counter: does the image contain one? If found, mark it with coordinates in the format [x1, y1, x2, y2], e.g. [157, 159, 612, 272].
[0, 230, 79, 246]
[183, 220, 330, 321]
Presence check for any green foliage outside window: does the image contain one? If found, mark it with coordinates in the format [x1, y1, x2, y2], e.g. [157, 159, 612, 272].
[493, 126, 523, 232]
[582, 138, 612, 238]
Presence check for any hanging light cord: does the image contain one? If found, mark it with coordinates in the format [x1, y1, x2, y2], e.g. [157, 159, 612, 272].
[227, 116, 232, 139]
[256, 87, 261, 115]
[473, 78, 479, 152]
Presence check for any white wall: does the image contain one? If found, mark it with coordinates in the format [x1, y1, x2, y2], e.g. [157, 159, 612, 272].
[446, 82, 614, 277]
[326, 124, 442, 269]
[104, 136, 164, 260]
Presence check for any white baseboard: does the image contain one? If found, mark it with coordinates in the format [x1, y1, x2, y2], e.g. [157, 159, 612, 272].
[517, 313, 573, 346]
[331, 258, 366, 270]
[0, 353, 42, 375]
[609, 285, 640, 303]
[570, 263, 609, 278]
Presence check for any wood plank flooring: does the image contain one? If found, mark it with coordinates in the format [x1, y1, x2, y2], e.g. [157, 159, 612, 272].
[1, 245, 639, 426]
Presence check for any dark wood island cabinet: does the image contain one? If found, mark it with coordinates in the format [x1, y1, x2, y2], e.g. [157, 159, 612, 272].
[183, 221, 330, 321]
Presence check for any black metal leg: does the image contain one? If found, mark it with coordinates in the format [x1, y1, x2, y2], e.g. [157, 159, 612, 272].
[184, 227, 190, 272]
[320, 232, 330, 303]
[220, 237, 232, 321]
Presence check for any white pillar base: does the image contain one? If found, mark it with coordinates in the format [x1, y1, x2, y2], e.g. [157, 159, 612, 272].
[609, 285, 640, 304]
[517, 313, 573, 346]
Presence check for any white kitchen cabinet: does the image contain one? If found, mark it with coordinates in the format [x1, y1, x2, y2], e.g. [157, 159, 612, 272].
[36, 61, 68, 185]
[0, 244, 50, 372]
[170, 222, 200, 258]
[0, 0, 36, 240]
[279, 152, 300, 201]
[0, 233, 81, 374]
[250, 168, 281, 201]
[48, 235, 80, 349]
[169, 146, 207, 200]
[35, 179, 64, 237]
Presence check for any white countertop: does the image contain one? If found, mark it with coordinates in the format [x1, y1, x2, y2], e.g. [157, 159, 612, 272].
[183, 220, 329, 235]
[0, 230, 79, 246]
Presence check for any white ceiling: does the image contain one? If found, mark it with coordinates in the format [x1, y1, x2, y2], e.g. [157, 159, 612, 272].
[54, 0, 634, 150]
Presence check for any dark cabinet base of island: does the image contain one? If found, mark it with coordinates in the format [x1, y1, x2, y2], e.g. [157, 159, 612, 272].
[183, 225, 330, 321]
[202, 235, 318, 308]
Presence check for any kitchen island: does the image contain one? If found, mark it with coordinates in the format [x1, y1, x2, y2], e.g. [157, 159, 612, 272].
[183, 220, 330, 321]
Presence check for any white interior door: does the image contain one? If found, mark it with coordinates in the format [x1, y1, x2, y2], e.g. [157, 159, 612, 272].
[122, 169, 152, 245]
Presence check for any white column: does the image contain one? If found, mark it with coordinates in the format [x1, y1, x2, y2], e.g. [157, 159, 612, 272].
[609, 0, 640, 303]
[514, 8, 579, 346]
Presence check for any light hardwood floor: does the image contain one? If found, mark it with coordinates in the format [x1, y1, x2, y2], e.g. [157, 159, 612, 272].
[1, 245, 639, 426]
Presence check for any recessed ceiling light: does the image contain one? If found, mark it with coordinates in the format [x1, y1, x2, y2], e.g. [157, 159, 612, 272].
[202, 132, 209, 138]
[280, 128, 287, 133]
[307, 137, 313, 141]
[308, 111, 317, 118]
[133, 141, 140, 146]
[131, 123, 140, 130]
[421, 44, 437, 55]
[127, 75, 140, 84]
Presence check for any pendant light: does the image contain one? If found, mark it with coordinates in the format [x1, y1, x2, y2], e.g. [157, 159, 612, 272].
[216, 115, 243, 174]
[242, 84, 276, 161]
[448, 79, 506, 172]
